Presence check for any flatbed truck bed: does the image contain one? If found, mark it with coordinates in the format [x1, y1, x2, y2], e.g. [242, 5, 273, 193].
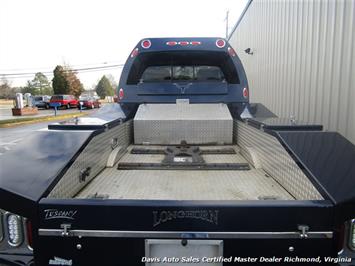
[1, 37, 354, 265]
[75, 145, 294, 200]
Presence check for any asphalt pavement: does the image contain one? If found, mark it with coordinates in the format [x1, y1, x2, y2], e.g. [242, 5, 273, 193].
[0, 108, 96, 156]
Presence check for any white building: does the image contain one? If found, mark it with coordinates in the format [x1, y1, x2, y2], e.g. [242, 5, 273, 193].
[229, 0, 355, 144]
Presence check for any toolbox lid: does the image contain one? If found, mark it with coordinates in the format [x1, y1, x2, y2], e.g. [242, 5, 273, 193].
[0, 130, 93, 218]
[276, 131, 355, 205]
[48, 104, 126, 130]
[246, 117, 323, 131]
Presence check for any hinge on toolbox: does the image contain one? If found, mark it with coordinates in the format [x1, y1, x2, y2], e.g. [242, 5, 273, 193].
[61, 224, 72, 237]
[298, 225, 309, 239]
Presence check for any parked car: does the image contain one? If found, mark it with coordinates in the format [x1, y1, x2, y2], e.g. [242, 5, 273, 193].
[49, 95, 78, 109]
[78, 96, 101, 109]
[33, 95, 51, 109]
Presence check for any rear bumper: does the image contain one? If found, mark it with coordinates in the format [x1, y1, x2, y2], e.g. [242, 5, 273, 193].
[81, 103, 91, 107]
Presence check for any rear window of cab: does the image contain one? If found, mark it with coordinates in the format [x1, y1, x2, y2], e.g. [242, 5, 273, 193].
[141, 66, 225, 82]
[126, 51, 240, 84]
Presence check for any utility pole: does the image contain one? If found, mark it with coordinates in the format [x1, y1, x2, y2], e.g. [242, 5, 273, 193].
[225, 10, 229, 39]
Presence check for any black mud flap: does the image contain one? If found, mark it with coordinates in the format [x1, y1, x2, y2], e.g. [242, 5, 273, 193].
[36, 198, 337, 266]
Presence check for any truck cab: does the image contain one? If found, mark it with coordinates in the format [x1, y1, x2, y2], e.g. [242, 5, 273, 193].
[118, 38, 249, 118]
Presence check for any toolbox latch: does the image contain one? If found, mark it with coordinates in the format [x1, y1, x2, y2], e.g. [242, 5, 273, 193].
[298, 225, 309, 239]
[60, 224, 72, 237]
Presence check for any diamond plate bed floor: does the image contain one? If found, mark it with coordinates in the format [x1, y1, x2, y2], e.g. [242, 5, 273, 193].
[75, 145, 294, 200]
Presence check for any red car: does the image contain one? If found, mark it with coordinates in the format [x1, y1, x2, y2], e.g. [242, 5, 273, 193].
[78, 96, 101, 109]
[50, 95, 78, 109]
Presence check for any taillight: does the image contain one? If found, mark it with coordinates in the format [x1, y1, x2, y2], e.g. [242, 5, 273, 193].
[243, 87, 249, 98]
[26, 220, 33, 249]
[216, 39, 226, 48]
[130, 47, 139, 58]
[178, 41, 189, 46]
[228, 46, 236, 57]
[349, 219, 355, 250]
[141, 39, 151, 49]
[119, 88, 124, 100]
[166, 41, 177, 46]
[166, 41, 201, 46]
[190, 41, 201, 45]
[7, 214, 23, 247]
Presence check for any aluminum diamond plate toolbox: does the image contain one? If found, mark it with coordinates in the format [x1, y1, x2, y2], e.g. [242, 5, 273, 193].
[134, 103, 233, 145]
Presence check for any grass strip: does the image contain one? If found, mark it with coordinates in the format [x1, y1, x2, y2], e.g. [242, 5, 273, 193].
[0, 112, 88, 128]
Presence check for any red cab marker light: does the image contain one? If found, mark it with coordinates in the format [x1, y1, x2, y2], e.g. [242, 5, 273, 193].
[243, 87, 249, 98]
[178, 41, 189, 46]
[190, 41, 201, 45]
[228, 47, 236, 57]
[130, 48, 139, 58]
[216, 39, 226, 48]
[141, 39, 151, 49]
[119, 88, 124, 100]
[166, 41, 177, 46]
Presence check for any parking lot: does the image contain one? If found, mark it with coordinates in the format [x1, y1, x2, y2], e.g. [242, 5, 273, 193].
[0, 103, 92, 121]
[0, 104, 98, 156]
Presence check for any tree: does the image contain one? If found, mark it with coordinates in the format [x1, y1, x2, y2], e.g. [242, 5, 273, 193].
[0, 77, 15, 99]
[52, 65, 69, 94]
[65, 68, 84, 97]
[106, 74, 118, 89]
[95, 75, 114, 99]
[21, 81, 38, 95]
[23, 72, 53, 95]
[32, 72, 53, 95]
[52, 65, 84, 97]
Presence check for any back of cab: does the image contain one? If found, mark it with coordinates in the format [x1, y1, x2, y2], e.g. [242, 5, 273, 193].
[117, 38, 250, 117]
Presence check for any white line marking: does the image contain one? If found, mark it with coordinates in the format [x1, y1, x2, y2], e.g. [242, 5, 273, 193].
[0, 138, 23, 145]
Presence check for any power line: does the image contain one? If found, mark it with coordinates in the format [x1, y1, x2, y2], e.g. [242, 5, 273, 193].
[0, 60, 124, 72]
[0, 64, 125, 77]
[3, 67, 124, 80]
